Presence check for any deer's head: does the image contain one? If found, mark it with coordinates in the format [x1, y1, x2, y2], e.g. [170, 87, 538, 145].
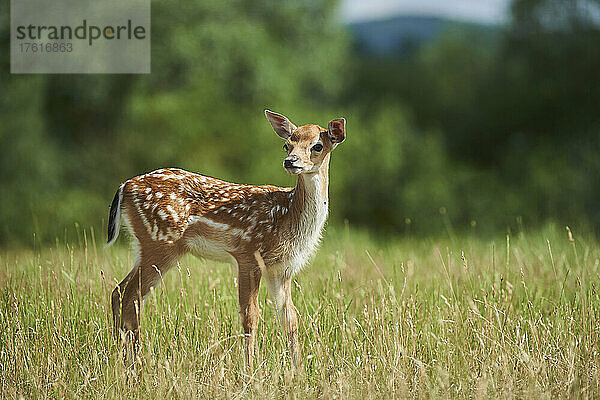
[265, 110, 346, 175]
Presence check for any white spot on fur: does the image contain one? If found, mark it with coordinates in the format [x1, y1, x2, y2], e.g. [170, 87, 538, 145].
[166, 205, 179, 222]
[157, 210, 168, 220]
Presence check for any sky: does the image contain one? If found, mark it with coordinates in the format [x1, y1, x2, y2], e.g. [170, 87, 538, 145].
[340, 0, 512, 24]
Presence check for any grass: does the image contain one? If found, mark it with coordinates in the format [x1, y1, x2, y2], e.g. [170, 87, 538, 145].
[1, 224, 599, 398]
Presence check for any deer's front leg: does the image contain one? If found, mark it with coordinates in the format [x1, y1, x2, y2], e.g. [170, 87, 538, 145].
[237, 261, 261, 372]
[268, 276, 300, 368]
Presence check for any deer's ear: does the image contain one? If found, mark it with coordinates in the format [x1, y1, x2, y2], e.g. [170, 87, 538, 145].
[327, 118, 346, 145]
[265, 110, 297, 139]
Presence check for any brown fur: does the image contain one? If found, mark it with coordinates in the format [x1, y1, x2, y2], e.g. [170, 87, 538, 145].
[109, 111, 346, 371]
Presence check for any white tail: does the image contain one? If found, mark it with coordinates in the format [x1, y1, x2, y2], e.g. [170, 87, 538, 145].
[109, 110, 346, 370]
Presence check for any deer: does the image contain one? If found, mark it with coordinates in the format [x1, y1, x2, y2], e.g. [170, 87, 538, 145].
[106, 110, 346, 370]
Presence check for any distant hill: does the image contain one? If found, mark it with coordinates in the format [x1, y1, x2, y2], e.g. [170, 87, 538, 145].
[347, 15, 498, 56]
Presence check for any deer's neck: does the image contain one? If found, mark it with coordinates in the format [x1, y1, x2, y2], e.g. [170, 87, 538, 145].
[274, 154, 330, 276]
[287, 154, 330, 242]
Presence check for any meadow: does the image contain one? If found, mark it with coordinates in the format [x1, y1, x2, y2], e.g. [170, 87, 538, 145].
[1, 224, 598, 399]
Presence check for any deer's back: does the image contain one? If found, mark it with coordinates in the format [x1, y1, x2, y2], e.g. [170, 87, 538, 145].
[119, 168, 303, 267]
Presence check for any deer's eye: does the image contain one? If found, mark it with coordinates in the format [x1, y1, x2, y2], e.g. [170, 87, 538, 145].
[312, 143, 323, 152]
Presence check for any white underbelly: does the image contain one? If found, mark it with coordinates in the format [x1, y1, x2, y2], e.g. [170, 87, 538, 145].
[185, 236, 236, 264]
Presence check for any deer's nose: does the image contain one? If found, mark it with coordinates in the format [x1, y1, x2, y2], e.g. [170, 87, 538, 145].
[284, 156, 299, 168]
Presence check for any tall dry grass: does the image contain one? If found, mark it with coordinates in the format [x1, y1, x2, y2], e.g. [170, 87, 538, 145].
[1, 225, 599, 398]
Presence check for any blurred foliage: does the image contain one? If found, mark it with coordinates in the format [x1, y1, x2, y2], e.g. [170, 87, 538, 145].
[0, 0, 599, 245]
[344, 0, 600, 235]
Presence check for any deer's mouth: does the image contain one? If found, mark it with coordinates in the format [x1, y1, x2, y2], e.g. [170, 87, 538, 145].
[285, 166, 302, 174]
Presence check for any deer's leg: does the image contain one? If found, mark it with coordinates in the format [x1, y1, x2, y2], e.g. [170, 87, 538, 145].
[237, 260, 262, 372]
[268, 277, 300, 368]
[113, 252, 171, 365]
[111, 264, 138, 341]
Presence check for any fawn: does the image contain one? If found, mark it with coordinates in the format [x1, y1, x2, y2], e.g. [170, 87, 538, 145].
[107, 110, 346, 369]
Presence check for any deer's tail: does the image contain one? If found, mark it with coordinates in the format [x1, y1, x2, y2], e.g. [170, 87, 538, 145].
[106, 184, 124, 247]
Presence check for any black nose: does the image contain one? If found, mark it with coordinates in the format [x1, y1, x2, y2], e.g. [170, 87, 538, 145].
[284, 159, 295, 168]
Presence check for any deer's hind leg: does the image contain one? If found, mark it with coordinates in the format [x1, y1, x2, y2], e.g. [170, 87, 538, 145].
[111, 260, 138, 342]
[111, 243, 179, 364]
